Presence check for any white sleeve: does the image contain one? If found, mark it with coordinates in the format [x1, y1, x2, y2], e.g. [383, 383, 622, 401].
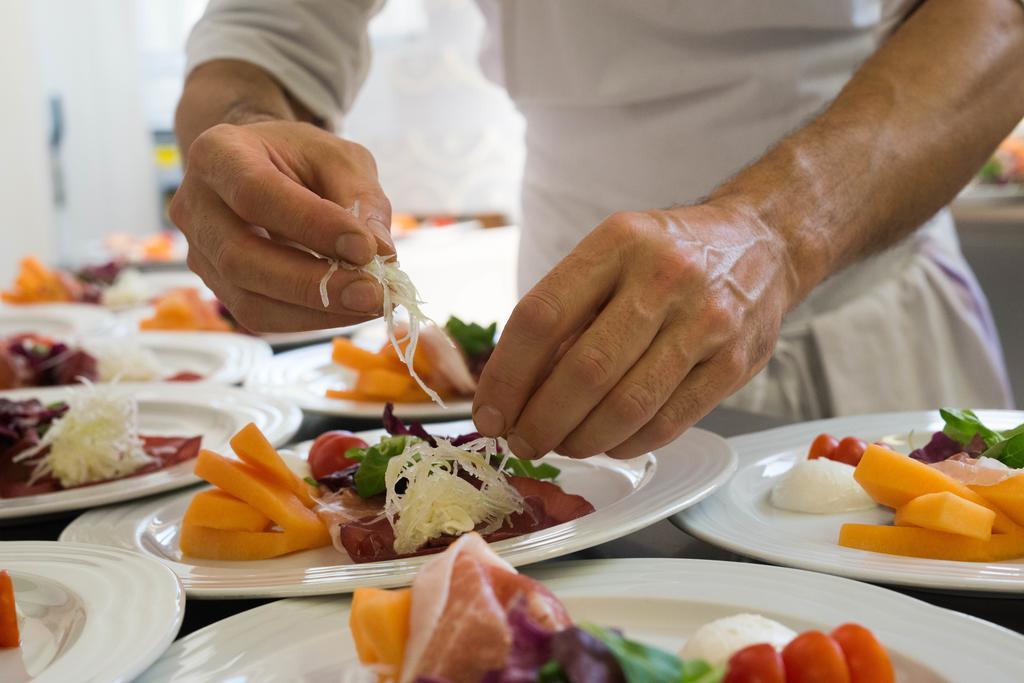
[185, 0, 383, 127]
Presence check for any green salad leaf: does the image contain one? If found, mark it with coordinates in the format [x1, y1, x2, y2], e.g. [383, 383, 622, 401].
[445, 316, 497, 359]
[351, 436, 410, 498]
[939, 409, 1002, 449]
[501, 456, 561, 481]
[581, 624, 723, 683]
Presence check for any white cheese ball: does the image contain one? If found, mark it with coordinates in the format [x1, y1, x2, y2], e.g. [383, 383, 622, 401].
[770, 458, 877, 514]
[679, 613, 797, 666]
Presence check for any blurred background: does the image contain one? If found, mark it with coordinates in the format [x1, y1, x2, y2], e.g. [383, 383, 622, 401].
[1, 0, 1023, 400]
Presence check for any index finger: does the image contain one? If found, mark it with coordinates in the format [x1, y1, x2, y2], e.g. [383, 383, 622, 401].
[192, 135, 377, 265]
[472, 242, 620, 439]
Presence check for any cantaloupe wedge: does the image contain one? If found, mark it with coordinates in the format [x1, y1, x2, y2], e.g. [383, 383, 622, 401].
[854, 445, 1017, 533]
[971, 475, 1024, 527]
[894, 492, 995, 541]
[331, 338, 394, 372]
[182, 489, 271, 533]
[838, 524, 1024, 562]
[193, 450, 326, 542]
[350, 588, 411, 678]
[230, 423, 317, 508]
[0, 570, 18, 648]
[356, 368, 414, 401]
[179, 523, 325, 561]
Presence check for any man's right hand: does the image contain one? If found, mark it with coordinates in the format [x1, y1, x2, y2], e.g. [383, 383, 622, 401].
[169, 120, 394, 333]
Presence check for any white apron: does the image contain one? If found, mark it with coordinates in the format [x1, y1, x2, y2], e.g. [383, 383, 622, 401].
[186, 0, 1014, 417]
[474, 0, 1013, 418]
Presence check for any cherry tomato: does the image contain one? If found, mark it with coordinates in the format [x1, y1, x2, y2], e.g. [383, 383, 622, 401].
[781, 631, 850, 683]
[832, 437, 868, 467]
[308, 431, 368, 480]
[829, 624, 894, 683]
[724, 643, 785, 683]
[808, 434, 839, 461]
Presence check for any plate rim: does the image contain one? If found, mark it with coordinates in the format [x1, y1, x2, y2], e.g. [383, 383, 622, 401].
[672, 409, 1024, 594]
[3, 540, 185, 683]
[59, 423, 736, 598]
[135, 557, 1024, 682]
[0, 382, 302, 521]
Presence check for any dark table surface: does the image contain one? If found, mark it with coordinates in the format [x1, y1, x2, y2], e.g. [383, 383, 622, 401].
[5, 406, 1022, 643]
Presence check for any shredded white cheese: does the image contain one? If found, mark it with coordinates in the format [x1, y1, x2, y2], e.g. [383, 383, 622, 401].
[315, 200, 446, 406]
[85, 340, 164, 382]
[384, 437, 524, 554]
[13, 382, 153, 487]
[99, 268, 151, 309]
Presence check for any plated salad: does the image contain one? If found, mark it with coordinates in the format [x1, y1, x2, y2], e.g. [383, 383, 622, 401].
[770, 409, 1024, 562]
[327, 316, 496, 405]
[2, 257, 153, 309]
[348, 533, 894, 682]
[0, 386, 200, 498]
[0, 333, 201, 389]
[179, 406, 593, 563]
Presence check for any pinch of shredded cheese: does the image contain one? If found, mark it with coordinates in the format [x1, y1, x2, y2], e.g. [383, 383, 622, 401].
[315, 200, 446, 406]
[13, 382, 153, 487]
[384, 436, 523, 554]
[99, 268, 151, 308]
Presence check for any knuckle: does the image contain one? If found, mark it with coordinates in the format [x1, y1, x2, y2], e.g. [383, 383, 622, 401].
[703, 302, 741, 334]
[188, 123, 233, 171]
[610, 381, 659, 424]
[168, 190, 189, 228]
[569, 344, 616, 389]
[512, 289, 564, 340]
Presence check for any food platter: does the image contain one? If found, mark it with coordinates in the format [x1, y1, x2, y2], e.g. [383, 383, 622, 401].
[134, 557, 1024, 682]
[0, 383, 301, 521]
[244, 341, 474, 419]
[673, 410, 1024, 593]
[59, 420, 735, 598]
[0, 304, 117, 338]
[1, 542, 183, 683]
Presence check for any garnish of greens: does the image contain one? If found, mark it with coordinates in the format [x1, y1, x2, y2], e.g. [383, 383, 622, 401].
[342, 403, 561, 499]
[445, 316, 497, 358]
[931, 408, 1024, 469]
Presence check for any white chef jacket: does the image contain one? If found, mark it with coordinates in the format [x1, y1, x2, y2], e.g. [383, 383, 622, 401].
[187, 0, 1014, 418]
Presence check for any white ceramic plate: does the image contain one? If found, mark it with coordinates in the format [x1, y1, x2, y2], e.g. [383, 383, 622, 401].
[1, 542, 184, 683]
[135, 557, 1024, 682]
[0, 304, 116, 338]
[81, 331, 273, 385]
[60, 420, 735, 598]
[673, 410, 1024, 594]
[244, 341, 473, 419]
[0, 383, 302, 521]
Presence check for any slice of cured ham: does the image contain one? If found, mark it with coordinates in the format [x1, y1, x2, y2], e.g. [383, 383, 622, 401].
[399, 533, 571, 683]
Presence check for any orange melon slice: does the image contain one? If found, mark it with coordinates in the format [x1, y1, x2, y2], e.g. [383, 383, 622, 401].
[350, 588, 412, 678]
[230, 423, 317, 508]
[182, 489, 271, 533]
[894, 492, 995, 541]
[838, 524, 1024, 562]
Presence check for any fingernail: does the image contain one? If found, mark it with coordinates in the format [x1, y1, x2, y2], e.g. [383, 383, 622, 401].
[507, 432, 536, 460]
[336, 233, 373, 264]
[340, 279, 380, 313]
[474, 404, 505, 436]
[367, 218, 393, 253]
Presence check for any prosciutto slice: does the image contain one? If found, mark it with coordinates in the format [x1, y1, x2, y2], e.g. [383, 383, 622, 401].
[929, 453, 1023, 487]
[337, 476, 595, 562]
[400, 533, 571, 683]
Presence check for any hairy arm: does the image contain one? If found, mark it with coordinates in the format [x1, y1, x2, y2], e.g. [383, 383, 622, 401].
[716, 0, 1024, 303]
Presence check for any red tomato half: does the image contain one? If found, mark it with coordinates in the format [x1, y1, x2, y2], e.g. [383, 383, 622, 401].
[830, 624, 894, 683]
[808, 434, 839, 461]
[832, 438, 867, 467]
[724, 643, 786, 683]
[308, 431, 368, 480]
[782, 631, 850, 683]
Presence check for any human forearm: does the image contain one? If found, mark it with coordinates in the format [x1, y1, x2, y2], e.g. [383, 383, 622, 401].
[175, 58, 320, 157]
[713, 0, 1024, 305]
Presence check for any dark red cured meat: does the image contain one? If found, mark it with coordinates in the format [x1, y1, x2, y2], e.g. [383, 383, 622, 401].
[338, 475, 595, 563]
[0, 434, 201, 498]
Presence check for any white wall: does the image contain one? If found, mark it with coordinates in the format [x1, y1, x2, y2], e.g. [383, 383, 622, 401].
[0, 0, 56, 284]
[28, 0, 162, 266]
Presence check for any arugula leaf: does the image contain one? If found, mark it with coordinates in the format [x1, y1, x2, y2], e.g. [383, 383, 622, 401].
[939, 409, 1002, 449]
[982, 430, 1024, 469]
[303, 476, 319, 487]
[538, 661, 569, 683]
[502, 456, 561, 481]
[581, 624, 720, 683]
[353, 436, 409, 498]
[445, 316, 497, 359]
